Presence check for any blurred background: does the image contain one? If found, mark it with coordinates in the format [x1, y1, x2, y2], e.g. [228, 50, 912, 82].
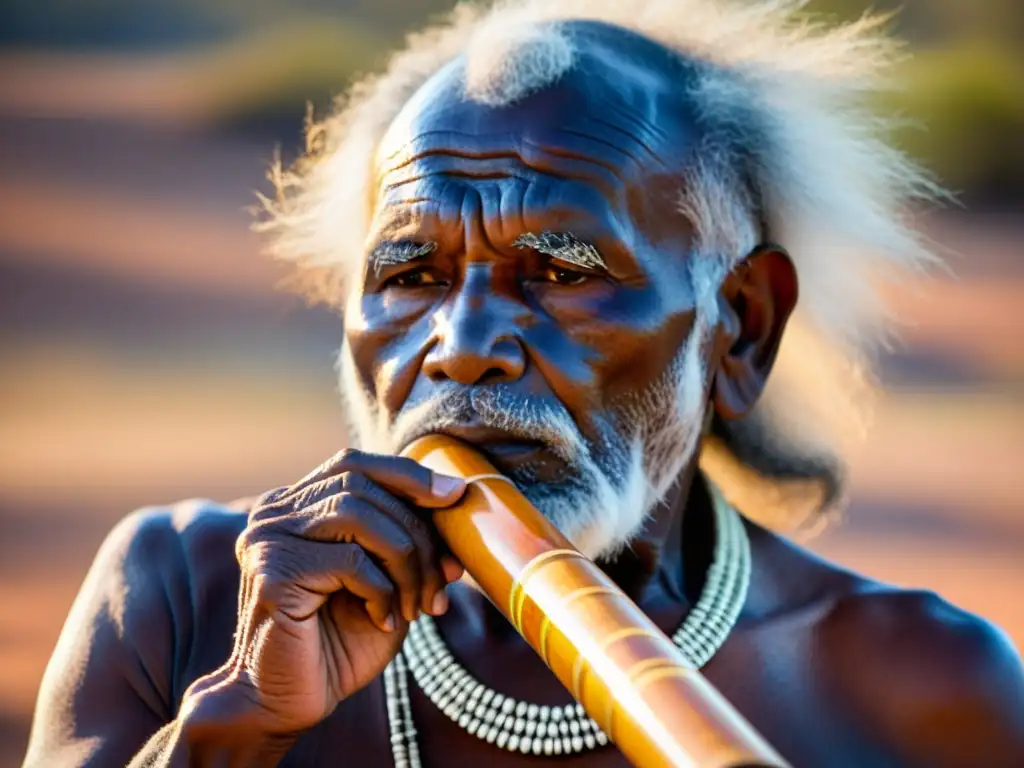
[0, 0, 1022, 764]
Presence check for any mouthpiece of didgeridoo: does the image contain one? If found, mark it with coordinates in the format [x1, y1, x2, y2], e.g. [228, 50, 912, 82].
[401, 434, 789, 768]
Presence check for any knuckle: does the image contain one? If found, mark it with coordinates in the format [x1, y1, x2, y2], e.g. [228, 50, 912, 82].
[238, 518, 277, 552]
[249, 488, 296, 527]
[335, 447, 363, 468]
[331, 492, 362, 520]
[235, 525, 261, 560]
[340, 470, 370, 496]
[238, 536, 273, 573]
[316, 494, 352, 531]
[291, 482, 319, 511]
[397, 506, 433, 545]
[394, 536, 417, 562]
[338, 541, 367, 573]
[251, 571, 287, 614]
[340, 544, 386, 591]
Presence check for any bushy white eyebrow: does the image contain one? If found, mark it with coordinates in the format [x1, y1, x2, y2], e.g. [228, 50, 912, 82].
[513, 231, 608, 272]
[368, 241, 437, 276]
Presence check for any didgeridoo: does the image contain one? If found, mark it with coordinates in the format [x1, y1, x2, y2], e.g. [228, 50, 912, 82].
[402, 434, 789, 768]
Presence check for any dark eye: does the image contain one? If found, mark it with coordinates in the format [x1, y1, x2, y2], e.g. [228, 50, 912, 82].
[385, 269, 443, 289]
[540, 264, 590, 286]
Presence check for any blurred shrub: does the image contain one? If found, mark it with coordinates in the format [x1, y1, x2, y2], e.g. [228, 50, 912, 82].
[179, 20, 389, 130]
[887, 46, 1024, 201]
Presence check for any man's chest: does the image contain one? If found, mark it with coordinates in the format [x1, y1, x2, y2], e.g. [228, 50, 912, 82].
[268, 625, 900, 768]
[175, 555, 898, 766]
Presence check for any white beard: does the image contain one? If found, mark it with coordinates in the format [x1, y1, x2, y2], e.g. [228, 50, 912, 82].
[336, 323, 709, 561]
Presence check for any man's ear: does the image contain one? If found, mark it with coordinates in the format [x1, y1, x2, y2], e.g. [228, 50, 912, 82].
[711, 243, 798, 421]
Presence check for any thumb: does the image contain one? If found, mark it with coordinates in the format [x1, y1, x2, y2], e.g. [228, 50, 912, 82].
[422, 472, 467, 508]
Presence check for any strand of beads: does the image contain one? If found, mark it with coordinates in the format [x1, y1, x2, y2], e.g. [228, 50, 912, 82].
[672, 486, 751, 669]
[383, 651, 422, 768]
[403, 616, 609, 756]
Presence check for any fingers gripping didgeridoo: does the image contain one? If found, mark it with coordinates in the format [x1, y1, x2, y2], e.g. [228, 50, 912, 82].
[402, 435, 789, 768]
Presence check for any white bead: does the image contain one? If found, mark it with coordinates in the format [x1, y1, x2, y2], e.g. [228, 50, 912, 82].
[551, 707, 563, 721]
[563, 703, 575, 718]
[502, 698, 515, 714]
[497, 732, 509, 749]
[596, 731, 609, 746]
[562, 737, 573, 753]
[507, 735, 519, 752]
[512, 717, 524, 734]
[571, 736, 583, 752]
[515, 701, 528, 717]
[482, 689, 495, 705]
[536, 722, 547, 738]
[553, 738, 562, 755]
[558, 720, 569, 735]
[494, 713, 506, 729]
[532, 737, 544, 755]
[527, 703, 539, 719]
[491, 693, 504, 709]
[543, 738, 554, 755]
[539, 705, 551, 720]
[483, 709, 495, 723]
[520, 737, 532, 753]
[569, 720, 580, 735]
[584, 733, 596, 749]
[467, 719, 480, 736]
[485, 726, 498, 744]
[525, 720, 537, 737]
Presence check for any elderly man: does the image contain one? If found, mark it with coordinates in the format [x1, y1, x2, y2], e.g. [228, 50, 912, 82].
[23, 1, 1024, 766]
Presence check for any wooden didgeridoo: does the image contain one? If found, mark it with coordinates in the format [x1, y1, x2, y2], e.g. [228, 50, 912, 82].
[402, 434, 789, 768]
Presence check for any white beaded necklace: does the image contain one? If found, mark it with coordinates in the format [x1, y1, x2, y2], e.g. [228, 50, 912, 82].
[383, 484, 750, 767]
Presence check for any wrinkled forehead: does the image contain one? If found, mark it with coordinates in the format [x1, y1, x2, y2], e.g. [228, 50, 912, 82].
[374, 20, 705, 187]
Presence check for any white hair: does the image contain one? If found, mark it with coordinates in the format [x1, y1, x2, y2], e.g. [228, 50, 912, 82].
[257, 0, 944, 527]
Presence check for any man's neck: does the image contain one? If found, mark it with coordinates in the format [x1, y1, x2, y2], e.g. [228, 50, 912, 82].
[598, 459, 713, 609]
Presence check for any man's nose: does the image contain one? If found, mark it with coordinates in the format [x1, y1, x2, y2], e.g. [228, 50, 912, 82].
[422, 283, 526, 386]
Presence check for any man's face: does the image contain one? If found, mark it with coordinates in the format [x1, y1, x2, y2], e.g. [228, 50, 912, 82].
[340, 43, 717, 559]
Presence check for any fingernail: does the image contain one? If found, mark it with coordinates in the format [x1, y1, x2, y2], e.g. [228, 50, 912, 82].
[431, 474, 465, 498]
[383, 613, 395, 633]
[430, 590, 449, 616]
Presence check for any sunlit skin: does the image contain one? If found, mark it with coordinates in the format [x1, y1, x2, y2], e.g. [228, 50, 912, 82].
[23, 22, 1024, 768]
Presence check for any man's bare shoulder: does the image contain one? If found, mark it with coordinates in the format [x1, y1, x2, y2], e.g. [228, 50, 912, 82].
[108, 497, 250, 593]
[754, 525, 1024, 764]
[25, 500, 253, 766]
[823, 584, 1024, 764]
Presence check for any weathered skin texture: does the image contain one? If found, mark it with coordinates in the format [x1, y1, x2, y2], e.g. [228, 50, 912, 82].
[24, 22, 1024, 768]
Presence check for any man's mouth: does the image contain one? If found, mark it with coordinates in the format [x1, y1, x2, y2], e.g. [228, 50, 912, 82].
[405, 422, 559, 476]
[434, 424, 548, 469]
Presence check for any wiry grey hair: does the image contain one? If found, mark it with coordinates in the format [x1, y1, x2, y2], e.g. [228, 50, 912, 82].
[256, 0, 944, 528]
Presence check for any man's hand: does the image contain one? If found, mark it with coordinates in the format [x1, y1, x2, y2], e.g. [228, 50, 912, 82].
[181, 448, 466, 743]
